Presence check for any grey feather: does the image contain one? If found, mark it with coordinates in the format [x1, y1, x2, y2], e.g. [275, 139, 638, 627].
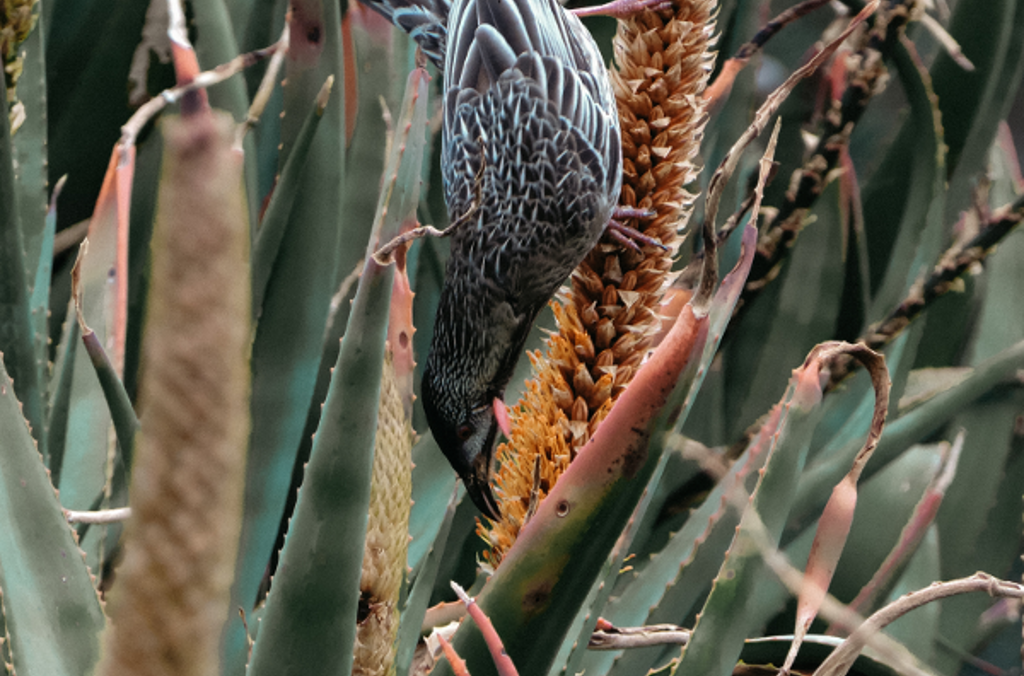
[366, 0, 624, 517]
[428, 0, 621, 420]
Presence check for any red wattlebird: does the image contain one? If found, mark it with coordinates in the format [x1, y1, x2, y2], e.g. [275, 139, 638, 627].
[365, 0, 665, 519]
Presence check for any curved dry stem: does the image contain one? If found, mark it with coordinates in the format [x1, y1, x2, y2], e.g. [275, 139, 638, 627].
[64, 507, 132, 524]
[119, 34, 286, 153]
[813, 574, 1024, 676]
[589, 624, 690, 650]
[239, 24, 292, 143]
[803, 341, 889, 480]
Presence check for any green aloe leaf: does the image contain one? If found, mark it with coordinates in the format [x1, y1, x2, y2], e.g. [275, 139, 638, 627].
[410, 234, 447, 433]
[57, 165, 120, 528]
[594, 423, 775, 676]
[674, 345, 829, 676]
[882, 525, 940, 662]
[862, 42, 945, 315]
[192, 0, 261, 226]
[246, 65, 429, 676]
[246, 196, 393, 676]
[408, 433, 458, 574]
[251, 79, 332, 318]
[12, 17, 50, 419]
[343, 7, 398, 243]
[0, 357, 105, 676]
[13, 13, 48, 266]
[857, 42, 945, 419]
[30, 182, 60, 464]
[0, 78, 44, 454]
[279, 10, 412, 584]
[46, 0, 149, 229]
[931, 422, 1024, 673]
[558, 451, 672, 676]
[934, 0, 1024, 211]
[932, 221, 1024, 673]
[611, 443, 706, 575]
[727, 180, 846, 439]
[46, 307, 78, 485]
[66, 214, 138, 475]
[228, 2, 348, 670]
[74, 324, 138, 472]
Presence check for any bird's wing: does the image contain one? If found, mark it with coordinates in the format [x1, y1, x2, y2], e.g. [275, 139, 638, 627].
[356, 0, 450, 69]
[444, 0, 620, 197]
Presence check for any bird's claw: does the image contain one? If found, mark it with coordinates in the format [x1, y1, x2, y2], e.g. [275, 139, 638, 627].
[612, 205, 656, 220]
[572, 0, 673, 19]
[606, 218, 668, 252]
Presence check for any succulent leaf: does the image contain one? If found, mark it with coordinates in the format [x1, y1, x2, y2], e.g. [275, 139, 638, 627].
[0, 354, 105, 676]
[227, 1, 347, 668]
[246, 61, 429, 676]
[674, 346, 835, 676]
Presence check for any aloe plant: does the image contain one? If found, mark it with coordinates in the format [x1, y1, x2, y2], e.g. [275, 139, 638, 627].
[0, 1, 1022, 676]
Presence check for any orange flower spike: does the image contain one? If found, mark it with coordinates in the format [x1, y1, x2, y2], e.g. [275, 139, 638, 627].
[481, 0, 717, 566]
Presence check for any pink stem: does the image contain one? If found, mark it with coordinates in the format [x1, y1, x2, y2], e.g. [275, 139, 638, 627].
[452, 582, 520, 676]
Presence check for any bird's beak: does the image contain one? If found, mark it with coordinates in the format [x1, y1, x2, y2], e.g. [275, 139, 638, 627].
[464, 445, 501, 520]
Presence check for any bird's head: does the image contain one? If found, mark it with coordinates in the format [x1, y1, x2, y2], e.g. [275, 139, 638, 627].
[421, 371, 503, 521]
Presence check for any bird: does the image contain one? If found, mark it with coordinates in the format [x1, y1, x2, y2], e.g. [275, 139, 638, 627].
[422, 0, 624, 521]
[363, 0, 664, 520]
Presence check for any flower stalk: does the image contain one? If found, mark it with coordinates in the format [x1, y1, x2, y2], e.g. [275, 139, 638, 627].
[95, 108, 251, 676]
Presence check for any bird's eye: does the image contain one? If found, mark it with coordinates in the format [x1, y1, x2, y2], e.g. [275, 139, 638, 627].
[456, 423, 474, 441]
